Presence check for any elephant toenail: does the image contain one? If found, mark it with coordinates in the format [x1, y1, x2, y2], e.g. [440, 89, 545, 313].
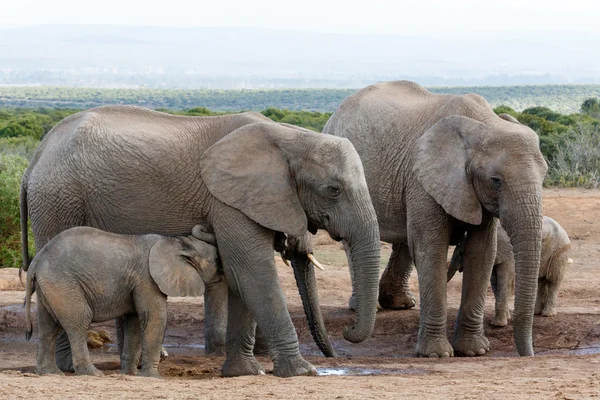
[297, 368, 309, 375]
[428, 353, 439, 358]
[466, 350, 475, 357]
[477, 348, 486, 355]
[442, 352, 450, 358]
[258, 370, 266, 375]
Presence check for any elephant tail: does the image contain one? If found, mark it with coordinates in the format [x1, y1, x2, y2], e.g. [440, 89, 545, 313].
[25, 269, 36, 341]
[19, 182, 31, 281]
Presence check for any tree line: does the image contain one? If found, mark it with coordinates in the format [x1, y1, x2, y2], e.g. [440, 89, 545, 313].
[2, 85, 600, 113]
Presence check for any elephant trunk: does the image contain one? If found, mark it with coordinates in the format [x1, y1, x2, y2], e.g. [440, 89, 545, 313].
[500, 185, 543, 356]
[292, 256, 336, 357]
[342, 213, 381, 344]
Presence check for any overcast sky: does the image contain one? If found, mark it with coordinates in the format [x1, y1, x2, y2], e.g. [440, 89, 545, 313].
[1, 0, 599, 35]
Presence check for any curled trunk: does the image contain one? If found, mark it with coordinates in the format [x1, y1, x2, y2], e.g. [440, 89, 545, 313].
[342, 222, 381, 344]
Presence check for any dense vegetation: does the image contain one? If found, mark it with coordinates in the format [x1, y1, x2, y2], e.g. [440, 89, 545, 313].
[0, 99, 598, 268]
[2, 85, 600, 113]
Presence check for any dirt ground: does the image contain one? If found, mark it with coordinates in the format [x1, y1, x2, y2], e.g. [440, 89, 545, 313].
[1, 188, 599, 399]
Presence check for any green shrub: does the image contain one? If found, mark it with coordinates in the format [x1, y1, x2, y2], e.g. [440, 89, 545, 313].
[546, 123, 600, 188]
[0, 137, 40, 160]
[0, 154, 34, 268]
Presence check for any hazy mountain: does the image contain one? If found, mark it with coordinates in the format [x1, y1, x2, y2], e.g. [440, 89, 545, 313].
[0, 25, 599, 88]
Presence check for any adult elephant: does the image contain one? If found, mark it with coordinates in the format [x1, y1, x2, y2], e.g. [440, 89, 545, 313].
[20, 106, 380, 377]
[323, 81, 547, 357]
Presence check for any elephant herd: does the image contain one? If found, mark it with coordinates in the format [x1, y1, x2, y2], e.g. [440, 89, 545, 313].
[20, 80, 572, 378]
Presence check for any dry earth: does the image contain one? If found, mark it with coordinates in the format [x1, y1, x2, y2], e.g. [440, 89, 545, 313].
[0, 188, 599, 399]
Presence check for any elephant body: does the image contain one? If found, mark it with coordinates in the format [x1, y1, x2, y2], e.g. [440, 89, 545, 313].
[21, 106, 381, 377]
[324, 81, 548, 357]
[448, 216, 571, 327]
[25, 226, 220, 378]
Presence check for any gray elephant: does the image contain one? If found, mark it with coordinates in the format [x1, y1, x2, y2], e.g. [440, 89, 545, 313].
[324, 81, 548, 357]
[448, 216, 571, 327]
[25, 225, 220, 378]
[21, 106, 380, 377]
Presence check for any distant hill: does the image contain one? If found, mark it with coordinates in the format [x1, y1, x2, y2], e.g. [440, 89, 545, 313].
[1, 85, 599, 113]
[1, 25, 600, 88]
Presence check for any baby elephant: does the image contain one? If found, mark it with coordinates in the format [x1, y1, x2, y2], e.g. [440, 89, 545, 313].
[25, 225, 220, 378]
[448, 216, 571, 327]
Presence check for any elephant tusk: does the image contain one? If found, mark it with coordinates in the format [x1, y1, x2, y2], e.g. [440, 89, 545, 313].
[307, 253, 325, 271]
[282, 256, 291, 267]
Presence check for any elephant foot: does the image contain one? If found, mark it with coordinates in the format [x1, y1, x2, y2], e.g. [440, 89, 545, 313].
[222, 355, 265, 377]
[138, 369, 162, 379]
[416, 336, 454, 358]
[452, 334, 490, 357]
[378, 289, 416, 310]
[76, 364, 104, 377]
[273, 355, 317, 378]
[37, 366, 65, 376]
[491, 310, 511, 327]
[541, 307, 557, 317]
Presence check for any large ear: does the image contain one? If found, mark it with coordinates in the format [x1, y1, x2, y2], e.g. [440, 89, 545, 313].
[149, 238, 205, 297]
[413, 115, 488, 225]
[200, 122, 307, 236]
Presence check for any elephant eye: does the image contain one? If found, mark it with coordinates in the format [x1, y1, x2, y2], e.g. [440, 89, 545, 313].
[491, 177, 502, 189]
[327, 185, 342, 197]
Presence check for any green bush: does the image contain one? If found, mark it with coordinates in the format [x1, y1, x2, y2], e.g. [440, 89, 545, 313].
[0, 137, 40, 160]
[547, 123, 600, 188]
[0, 154, 34, 268]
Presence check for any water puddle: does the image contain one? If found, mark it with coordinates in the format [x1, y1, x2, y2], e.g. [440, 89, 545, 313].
[538, 346, 600, 356]
[317, 367, 426, 376]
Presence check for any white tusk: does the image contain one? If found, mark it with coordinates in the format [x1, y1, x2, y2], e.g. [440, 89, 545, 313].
[307, 253, 325, 271]
[282, 257, 290, 267]
[567, 258, 574, 264]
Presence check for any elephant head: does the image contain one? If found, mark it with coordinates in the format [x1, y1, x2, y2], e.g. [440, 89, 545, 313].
[200, 122, 381, 344]
[149, 225, 221, 297]
[414, 115, 547, 356]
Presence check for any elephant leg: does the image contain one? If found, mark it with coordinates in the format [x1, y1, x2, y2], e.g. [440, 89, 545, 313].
[35, 297, 64, 376]
[135, 299, 167, 378]
[221, 288, 265, 377]
[120, 315, 142, 375]
[213, 207, 316, 377]
[541, 252, 567, 316]
[204, 279, 228, 356]
[452, 220, 497, 356]
[62, 310, 102, 376]
[411, 235, 454, 357]
[534, 280, 546, 315]
[378, 242, 416, 310]
[490, 260, 514, 327]
[253, 326, 270, 356]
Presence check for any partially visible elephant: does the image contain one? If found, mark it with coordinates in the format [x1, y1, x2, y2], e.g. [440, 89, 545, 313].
[21, 106, 380, 377]
[25, 225, 220, 378]
[324, 81, 548, 357]
[448, 216, 571, 327]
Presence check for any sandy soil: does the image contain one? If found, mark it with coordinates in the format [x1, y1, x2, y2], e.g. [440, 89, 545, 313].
[1, 188, 599, 399]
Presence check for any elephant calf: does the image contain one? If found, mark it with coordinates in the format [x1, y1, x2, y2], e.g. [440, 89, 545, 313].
[448, 216, 571, 327]
[25, 225, 221, 378]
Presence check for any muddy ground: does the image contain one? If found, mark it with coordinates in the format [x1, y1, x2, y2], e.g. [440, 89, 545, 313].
[0, 188, 599, 399]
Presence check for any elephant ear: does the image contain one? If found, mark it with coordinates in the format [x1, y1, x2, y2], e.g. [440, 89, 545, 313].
[413, 115, 489, 226]
[200, 122, 307, 236]
[149, 238, 205, 297]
